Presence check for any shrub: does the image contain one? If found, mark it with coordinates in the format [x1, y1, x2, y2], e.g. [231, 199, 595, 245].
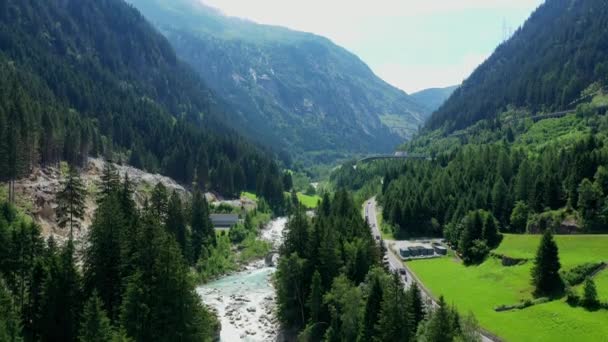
[229, 224, 247, 244]
[561, 262, 604, 286]
[565, 287, 580, 306]
[582, 277, 599, 309]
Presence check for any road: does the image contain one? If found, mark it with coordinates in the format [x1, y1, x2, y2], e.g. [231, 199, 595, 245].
[364, 198, 496, 342]
[365, 198, 430, 297]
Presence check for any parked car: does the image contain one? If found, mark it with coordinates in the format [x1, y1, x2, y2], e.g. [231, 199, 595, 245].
[399, 268, 406, 275]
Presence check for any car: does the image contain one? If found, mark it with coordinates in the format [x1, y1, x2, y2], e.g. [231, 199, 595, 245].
[375, 235, 380, 240]
[399, 268, 406, 275]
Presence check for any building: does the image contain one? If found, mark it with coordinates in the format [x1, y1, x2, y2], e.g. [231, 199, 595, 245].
[422, 245, 435, 256]
[210, 214, 239, 229]
[400, 244, 436, 258]
[433, 245, 448, 255]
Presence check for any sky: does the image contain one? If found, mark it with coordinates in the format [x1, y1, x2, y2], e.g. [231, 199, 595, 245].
[201, 0, 544, 93]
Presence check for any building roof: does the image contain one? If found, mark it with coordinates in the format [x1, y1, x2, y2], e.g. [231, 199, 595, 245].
[210, 214, 239, 228]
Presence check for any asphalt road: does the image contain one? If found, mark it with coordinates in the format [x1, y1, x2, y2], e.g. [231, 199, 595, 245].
[364, 198, 496, 342]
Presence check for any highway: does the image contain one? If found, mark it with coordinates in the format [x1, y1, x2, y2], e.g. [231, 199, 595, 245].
[364, 198, 497, 342]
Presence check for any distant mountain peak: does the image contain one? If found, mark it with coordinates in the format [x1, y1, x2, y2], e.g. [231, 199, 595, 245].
[411, 85, 458, 112]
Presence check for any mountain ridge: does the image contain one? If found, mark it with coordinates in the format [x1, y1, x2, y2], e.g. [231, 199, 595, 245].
[426, 0, 608, 133]
[0, 0, 285, 203]
[411, 85, 458, 112]
[127, 0, 429, 164]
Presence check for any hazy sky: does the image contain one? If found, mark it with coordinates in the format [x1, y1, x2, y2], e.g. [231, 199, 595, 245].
[201, 0, 543, 93]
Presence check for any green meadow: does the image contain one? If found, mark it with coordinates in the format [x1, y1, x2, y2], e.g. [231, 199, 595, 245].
[407, 234, 608, 341]
[296, 193, 321, 208]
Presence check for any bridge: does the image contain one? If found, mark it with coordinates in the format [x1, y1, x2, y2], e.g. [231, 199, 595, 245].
[358, 153, 429, 163]
[265, 249, 280, 266]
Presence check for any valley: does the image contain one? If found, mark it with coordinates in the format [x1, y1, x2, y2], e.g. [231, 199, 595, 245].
[2, 0, 608, 341]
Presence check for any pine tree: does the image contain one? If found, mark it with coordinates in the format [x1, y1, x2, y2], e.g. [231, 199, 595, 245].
[24, 258, 47, 341]
[40, 240, 82, 342]
[510, 201, 529, 233]
[531, 229, 563, 297]
[194, 148, 209, 191]
[166, 191, 187, 259]
[0, 278, 22, 342]
[359, 274, 383, 342]
[79, 292, 114, 342]
[190, 190, 214, 264]
[405, 283, 424, 332]
[459, 312, 482, 342]
[416, 296, 454, 342]
[56, 166, 87, 237]
[283, 172, 293, 191]
[84, 192, 126, 322]
[99, 162, 120, 202]
[482, 213, 501, 248]
[491, 177, 508, 223]
[150, 183, 168, 223]
[375, 273, 410, 342]
[514, 159, 532, 202]
[276, 253, 307, 328]
[307, 270, 323, 325]
[120, 215, 215, 341]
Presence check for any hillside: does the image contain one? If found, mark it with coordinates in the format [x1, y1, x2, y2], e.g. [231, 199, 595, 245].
[126, 0, 429, 164]
[411, 85, 458, 112]
[427, 0, 608, 132]
[0, 0, 285, 205]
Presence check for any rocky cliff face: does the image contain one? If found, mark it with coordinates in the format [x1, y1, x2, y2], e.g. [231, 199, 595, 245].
[13, 158, 189, 242]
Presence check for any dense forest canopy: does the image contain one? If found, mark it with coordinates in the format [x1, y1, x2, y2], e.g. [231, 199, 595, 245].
[331, 96, 608, 263]
[427, 0, 608, 133]
[0, 0, 285, 206]
[275, 191, 478, 341]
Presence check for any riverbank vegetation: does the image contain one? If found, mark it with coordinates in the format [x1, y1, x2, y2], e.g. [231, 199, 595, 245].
[275, 191, 482, 341]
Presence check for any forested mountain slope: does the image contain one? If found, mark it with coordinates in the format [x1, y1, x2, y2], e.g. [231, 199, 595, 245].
[0, 0, 285, 204]
[127, 0, 429, 164]
[427, 0, 608, 132]
[411, 85, 458, 112]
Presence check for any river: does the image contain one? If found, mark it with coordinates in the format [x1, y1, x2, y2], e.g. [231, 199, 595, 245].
[197, 217, 287, 341]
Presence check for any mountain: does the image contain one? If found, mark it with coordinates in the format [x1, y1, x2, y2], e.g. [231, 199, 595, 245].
[411, 85, 458, 112]
[0, 0, 285, 203]
[126, 0, 429, 164]
[427, 0, 608, 132]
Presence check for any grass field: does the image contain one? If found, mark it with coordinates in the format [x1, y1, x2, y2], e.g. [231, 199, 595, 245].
[593, 269, 608, 302]
[297, 193, 321, 208]
[241, 192, 258, 201]
[407, 234, 608, 341]
[243, 191, 320, 208]
[494, 234, 608, 268]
